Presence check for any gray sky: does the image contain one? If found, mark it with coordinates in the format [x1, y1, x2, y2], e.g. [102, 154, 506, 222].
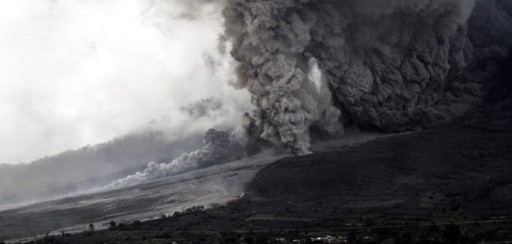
[0, 0, 248, 164]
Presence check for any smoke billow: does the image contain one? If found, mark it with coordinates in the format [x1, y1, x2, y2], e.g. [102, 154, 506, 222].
[222, 1, 345, 155]
[221, 0, 512, 154]
[109, 129, 240, 188]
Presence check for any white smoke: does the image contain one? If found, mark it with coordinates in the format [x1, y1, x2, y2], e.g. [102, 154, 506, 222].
[108, 129, 238, 188]
[0, 0, 247, 165]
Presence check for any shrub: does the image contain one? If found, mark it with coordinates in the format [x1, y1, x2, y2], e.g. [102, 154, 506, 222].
[109, 221, 116, 229]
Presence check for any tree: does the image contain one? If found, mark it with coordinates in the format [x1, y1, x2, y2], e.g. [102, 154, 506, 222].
[132, 220, 142, 230]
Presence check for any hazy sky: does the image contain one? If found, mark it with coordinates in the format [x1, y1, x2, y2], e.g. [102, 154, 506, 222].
[0, 0, 247, 164]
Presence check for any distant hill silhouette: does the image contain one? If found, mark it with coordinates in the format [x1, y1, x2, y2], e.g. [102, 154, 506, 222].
[0, 130, 202, 205]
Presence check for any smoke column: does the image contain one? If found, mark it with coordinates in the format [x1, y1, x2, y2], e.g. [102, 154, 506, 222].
[222, 0, 477, 154]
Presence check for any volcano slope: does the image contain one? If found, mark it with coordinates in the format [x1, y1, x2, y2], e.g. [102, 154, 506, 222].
[22, 111, 512, 243]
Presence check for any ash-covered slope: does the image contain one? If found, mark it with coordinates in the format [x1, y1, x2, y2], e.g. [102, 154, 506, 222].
[247, 112, 512, 218]
[486, 49, 512, 110]
[223, 0, 512, 153]
[18, 112, 512, 243]
[0, 152, 286, 241]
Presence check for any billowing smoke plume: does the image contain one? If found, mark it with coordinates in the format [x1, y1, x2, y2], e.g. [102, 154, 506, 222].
[109, 129, 239, 188]
[222, 0, 479, 153]
[222, 0, 344, 155]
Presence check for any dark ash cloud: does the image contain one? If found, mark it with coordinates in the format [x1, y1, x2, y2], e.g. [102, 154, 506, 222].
[221, 0, 512, 154]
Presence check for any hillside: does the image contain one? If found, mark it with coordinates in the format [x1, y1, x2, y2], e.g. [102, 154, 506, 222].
[11, 111, 512, 243]
[0, 130, 202, 206]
